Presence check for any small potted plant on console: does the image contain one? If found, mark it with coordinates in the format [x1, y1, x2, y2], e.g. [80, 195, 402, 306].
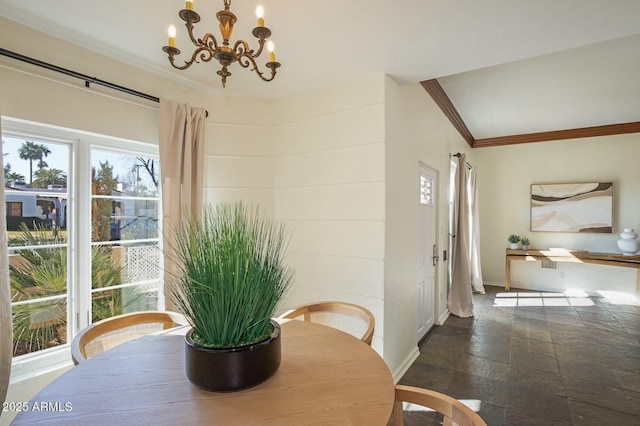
[508, 234, 520, 250]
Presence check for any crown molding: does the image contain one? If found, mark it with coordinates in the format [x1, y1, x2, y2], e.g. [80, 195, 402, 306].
[420, 79, 474, 147]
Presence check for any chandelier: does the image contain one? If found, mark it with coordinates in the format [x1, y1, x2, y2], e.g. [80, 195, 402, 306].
[163, 0, 281, 88]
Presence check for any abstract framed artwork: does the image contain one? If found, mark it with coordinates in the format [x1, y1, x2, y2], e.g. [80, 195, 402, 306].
[530, 182, 613, 233]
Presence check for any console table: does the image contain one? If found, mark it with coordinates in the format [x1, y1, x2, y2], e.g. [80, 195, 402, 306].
[505, 248, 640, 295]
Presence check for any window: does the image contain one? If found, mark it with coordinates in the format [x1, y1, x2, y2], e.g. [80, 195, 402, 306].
[5, 135, 70, 360]
[3, 118, 162, 375]
[90, 148, 161, 322]
[420, 173, 434, 206]
[6, 202, 22, 217]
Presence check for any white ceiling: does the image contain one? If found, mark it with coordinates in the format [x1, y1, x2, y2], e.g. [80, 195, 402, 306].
[439, 33, 640, 139]
[1, 0, 640, 138]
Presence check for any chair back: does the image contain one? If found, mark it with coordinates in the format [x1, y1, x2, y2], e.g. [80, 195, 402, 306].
[393, 385, 487, 426]
[278, 301, 374, 345]
[71, 311, 187, 364]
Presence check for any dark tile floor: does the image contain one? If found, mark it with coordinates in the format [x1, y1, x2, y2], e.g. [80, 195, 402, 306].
[397, 285, 640, 425]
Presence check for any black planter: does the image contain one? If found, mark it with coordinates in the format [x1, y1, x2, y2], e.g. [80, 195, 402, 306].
[184, 320, 281, 392]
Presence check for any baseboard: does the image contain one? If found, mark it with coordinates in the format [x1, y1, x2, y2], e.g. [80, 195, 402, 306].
[391, 346, 420, 384]
[437, 310, 449, 325]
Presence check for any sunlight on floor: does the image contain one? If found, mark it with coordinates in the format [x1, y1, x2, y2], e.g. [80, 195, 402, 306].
[564, 289, 589, 297]
[403, 399, 482, 412]
[494, 287, 640, 307]
[493, 289, 597, 307]
[597, 290, 640, 306]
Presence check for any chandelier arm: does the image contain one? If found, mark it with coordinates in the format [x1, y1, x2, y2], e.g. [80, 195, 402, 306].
[184, 20, 201, 47]
[191, 47, 216, 64]
[254, 65, 277, 82]
[169, 46, 216, 70]
[168, 55, 194, 71]
[180, 14, 220, 52]
[236, 53, 278, 82]
[232, 39, 265, 59]
[235, 53, 257, 70]
[200, 33, 220, 51]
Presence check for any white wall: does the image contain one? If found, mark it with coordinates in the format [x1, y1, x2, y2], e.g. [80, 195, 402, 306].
[202, 98, 277, 215]
[0, 16, 216, 143]
[272, 75, 387, 353]
[383, 78, 420, 377]
[383, 76, 472, 379]
[475, 133, 640, 294]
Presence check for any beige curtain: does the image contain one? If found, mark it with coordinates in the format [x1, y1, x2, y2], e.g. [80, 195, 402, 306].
[0, 114, 12, 411]
[469, 167, 485, 294]
[447, 154, 474, 317]
[158, 99, 206, 310]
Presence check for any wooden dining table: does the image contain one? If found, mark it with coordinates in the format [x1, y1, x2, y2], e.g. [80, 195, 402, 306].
[12, 319, 395, 425]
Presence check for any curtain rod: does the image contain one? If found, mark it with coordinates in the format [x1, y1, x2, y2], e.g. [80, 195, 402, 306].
[452, 152, 472, 169]
[0, 48, 208, 117]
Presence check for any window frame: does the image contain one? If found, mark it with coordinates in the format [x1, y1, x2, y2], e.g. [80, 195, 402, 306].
[2, 117, 164, 382]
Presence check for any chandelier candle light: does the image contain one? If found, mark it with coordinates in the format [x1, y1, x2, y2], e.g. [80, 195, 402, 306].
[163, 0, 281, 88]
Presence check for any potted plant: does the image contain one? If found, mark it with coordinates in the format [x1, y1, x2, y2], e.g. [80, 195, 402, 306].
[165, 202, 294, 392]
[508, 234, 520, 250]
[520, 237, 530, 250]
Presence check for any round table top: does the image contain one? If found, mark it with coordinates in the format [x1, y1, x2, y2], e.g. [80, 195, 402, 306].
[13, 319, 395, 425]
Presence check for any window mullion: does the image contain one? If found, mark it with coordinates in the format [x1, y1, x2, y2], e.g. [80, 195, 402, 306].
[73, 140, 92, 334]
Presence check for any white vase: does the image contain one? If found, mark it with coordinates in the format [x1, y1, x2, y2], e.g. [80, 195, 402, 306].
[509, 243, 518, 250]
[521, 244, 529, 250]
[617, 228, 639, 256]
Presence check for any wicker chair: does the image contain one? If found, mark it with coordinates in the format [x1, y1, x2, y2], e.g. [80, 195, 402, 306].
[393, 385, 487, 426]
[71, 311, 188, 364]
[278, 301, 375, 345]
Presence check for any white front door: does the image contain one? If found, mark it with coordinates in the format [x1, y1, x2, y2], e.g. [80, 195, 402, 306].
[418, 164, 437, 341]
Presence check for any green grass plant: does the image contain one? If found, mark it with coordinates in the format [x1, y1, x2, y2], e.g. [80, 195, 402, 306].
[166, 202, 294, 348]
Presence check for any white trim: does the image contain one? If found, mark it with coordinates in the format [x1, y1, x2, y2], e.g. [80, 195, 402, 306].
[8, 346, 72, 385]
[2, 117, 158, 154]
[484, 281, 506, 289]
[10, 294, 66, 307]
[91, 238, 159, 247]
[437, 309, 450, 326]
[89, 279, 160, 294]
[74, 138, 91, 334]
[8, 243, 68, 251]
[392, 346, 420, 384]
[92, 194, 160, 201]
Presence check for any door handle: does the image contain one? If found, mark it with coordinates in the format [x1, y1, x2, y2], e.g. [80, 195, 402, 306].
[432, 244, 439, 266]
